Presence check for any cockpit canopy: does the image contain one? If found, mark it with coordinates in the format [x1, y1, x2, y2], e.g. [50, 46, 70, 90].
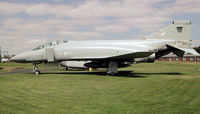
[33, 40, 68, 51]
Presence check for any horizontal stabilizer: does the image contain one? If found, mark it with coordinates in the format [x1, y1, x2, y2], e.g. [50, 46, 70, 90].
[179, 48, 199, 55]
[166, 44, 199, 57]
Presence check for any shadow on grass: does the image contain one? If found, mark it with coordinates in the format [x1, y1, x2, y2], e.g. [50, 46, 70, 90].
[40, 71, 184, 78]
[0, 67, 184, 78]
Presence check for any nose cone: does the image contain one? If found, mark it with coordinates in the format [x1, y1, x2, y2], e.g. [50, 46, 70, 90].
[10, 53, 28, 63]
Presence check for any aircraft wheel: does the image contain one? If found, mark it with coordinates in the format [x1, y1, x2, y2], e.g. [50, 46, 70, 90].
[35, 70, 40, 75]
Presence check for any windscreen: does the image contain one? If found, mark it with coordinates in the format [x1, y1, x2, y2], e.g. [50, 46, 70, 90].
[32, 45, 43, 51]
[32, 40, 68, 51]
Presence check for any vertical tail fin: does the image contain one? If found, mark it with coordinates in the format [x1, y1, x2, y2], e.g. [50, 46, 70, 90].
[146, 20, 191, 41]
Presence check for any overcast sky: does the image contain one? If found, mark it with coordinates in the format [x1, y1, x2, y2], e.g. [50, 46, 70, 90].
[0, 0, 200, 54]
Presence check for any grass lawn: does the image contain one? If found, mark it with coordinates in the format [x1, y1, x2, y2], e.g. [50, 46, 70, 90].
[0, 62, 200, 113]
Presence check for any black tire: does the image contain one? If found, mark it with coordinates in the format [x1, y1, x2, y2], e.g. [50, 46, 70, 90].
[35, 70, 40, 75]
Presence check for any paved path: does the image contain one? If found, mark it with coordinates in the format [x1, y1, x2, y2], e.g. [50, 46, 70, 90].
[0, 68, 60, 75]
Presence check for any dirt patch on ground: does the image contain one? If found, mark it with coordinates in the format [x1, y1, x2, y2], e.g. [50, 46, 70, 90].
[166, 75, 200, 79]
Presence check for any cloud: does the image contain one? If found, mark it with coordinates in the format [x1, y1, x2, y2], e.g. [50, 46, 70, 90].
[95, 24, 130, 33]
[0, 0, 200, 53]
[53, 0, 62, 2]
[116, 16, 170, 32]
[0, 2, 29, 15]
[1, 0, 200, 18]
[162, 0, 200, 15]
[0, 0, 166, 18]
[26, 3, 72, 17]
[57, 31, 104, 39]
[0, 36, 47, 54]
[0, 18, 105, 53]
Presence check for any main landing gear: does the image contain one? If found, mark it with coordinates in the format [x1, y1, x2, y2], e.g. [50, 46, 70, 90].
[107, 61, 118, 76]
[33, 62, 40, 75]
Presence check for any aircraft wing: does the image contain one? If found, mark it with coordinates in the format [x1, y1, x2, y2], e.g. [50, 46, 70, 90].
[71, 51, 155, 61]
[107, 52, 155, 60]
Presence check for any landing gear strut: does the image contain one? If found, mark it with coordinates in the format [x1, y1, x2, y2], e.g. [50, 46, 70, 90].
[33, 62, 40, 75]
[65, 67, 68, 71]
[107, 61, 118, 76]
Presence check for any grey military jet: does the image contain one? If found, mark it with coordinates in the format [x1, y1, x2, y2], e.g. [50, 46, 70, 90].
[11, 20, 199, 75]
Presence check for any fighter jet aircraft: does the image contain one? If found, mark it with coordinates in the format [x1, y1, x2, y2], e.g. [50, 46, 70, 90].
[11, 20, 199, 75]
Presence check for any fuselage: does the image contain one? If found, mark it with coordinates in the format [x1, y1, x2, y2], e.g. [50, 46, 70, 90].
[10, 39, 187, 63]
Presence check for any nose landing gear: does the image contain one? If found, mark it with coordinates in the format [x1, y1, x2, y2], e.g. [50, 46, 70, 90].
[33, 62, 40, 75]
